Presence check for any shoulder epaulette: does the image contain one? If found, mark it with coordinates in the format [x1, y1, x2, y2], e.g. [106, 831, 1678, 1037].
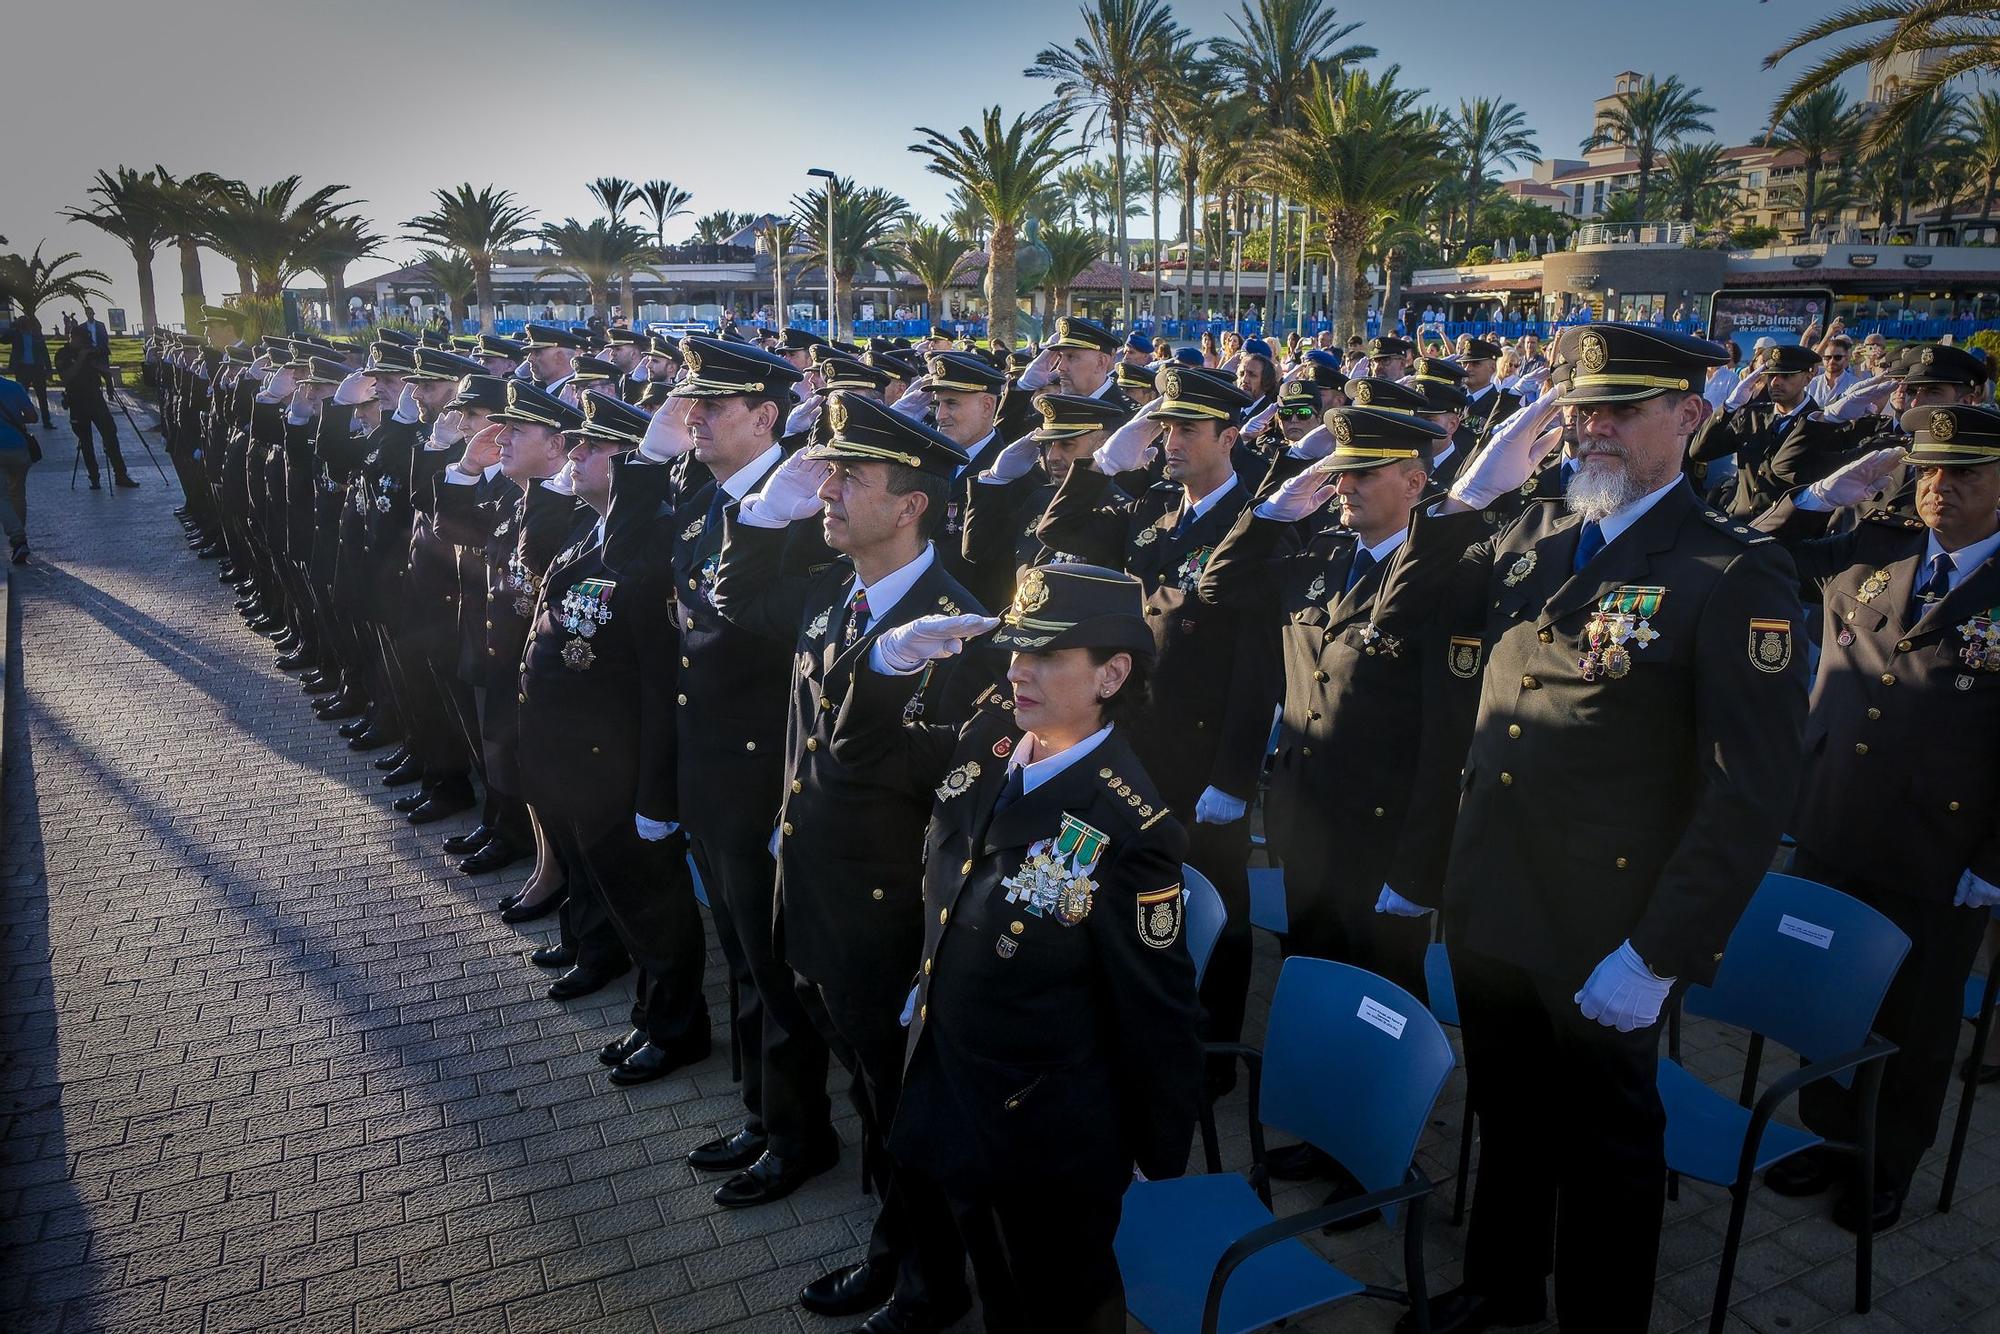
[1860, 508, 1924, 531]
[1096, 764, 1164, 823]
[1700, 508, 1772, 544]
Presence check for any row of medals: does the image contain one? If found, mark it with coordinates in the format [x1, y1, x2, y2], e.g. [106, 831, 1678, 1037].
[558, 583, 609, 670]
[1578, 611, 1656, 682]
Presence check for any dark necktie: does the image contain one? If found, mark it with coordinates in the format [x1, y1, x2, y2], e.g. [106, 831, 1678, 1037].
[1559, 458, 1578, 495]
[1912, 552, 1953, 618]
[1573, 519, 1606, 574]
[842, 586, 872, 647]
[1344, 546, 1377, 594]
[992, 765, 1026, 816]
[703, 483, 727, 538]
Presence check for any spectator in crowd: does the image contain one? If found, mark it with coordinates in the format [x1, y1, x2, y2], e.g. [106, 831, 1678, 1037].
[0, 369, 37, 562]
[7, 313, 53, 422]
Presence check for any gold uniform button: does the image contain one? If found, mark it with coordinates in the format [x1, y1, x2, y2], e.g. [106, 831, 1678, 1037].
[1538, 629, 1554, 644]
[486, 647, 495, 656]
[1499, 772, 1514, 785]
[1301, 746, 1313, 757]
[1866, 708, 1881, 721]
[919, 1004, 927, 1021]
[922, 958, 931, 974]
[806, 738, 819, 751]
[1881, 673, 1896, 686]
[676, 693, 687, 705]
[680, 655, 690, 668]
[1313, 670, 1328, 682]
[781, 822, 793, 835]
[744, 740, 756, 752]
[1010, 921, 1025, 935]
[1615, 857, 1628, 869]
[685, 617, 695, 631]
[1146, 606, 1162, 616]
[1522, 675, 1540, 690]
[1373, 806, 1385, 818]
[590, 746, 600, 754]
[1308, 710, 1321, 721]
[871, 888, 884, 901]
[942, 905, 953, 922]
[1896, 640, 1912, 653]
[484, 619, 493, 630]
[790, 780, 802, 794]
[1507, 724, 1521, 739]
[1854, 743, 1869, 756]
[820, 697, 833, 711]
[1948, 801, 1961, 812]
[517, 692, 526, 705]
[688, 578, 698, 591]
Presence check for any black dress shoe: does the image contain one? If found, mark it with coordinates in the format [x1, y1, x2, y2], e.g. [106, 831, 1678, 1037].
[247, 615, 282, 634]
[301, 674, 339, 696]
[381, 758, 424, 787]
[800, 1258, 896, 1318]
[689, 1126, 770, 1173]
[87, 477, 101, 490]
[609, 1032, 712, 1086]
[459, 840, 528, 874]
[337, 717, 373, 738]
[547, 964, 628, 1001]
[348, 727, 400, 753]
[1395, 1285, 1546, 1334]
[530, 943, 575, 969]
[500, 885, 567, 923]
[1764, 1146, 1846, 1198]
[1832, 1184, 1905, 1235]
[408, 781, 475, 825]
[317, 695, 366, 720]
[599, 1028, 648, 1067]
[713, 1139, 839, 1209]
[233, 595, 259, 611]
[114, 475, 140, 488]
[846, 1292, 974, 1334]
[274, 649, 310, 672]
[373, 746, 412, 771]
[392, 793, 426, 814]
[445, 825, 492, 856]
[1266, 1142, 1339, 1182]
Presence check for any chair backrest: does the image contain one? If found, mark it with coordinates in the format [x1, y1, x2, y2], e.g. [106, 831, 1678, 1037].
[1261, 958, 1454, 1211]
[1182, 864, 1226, 989]
[1685, 872, 1910, 1063]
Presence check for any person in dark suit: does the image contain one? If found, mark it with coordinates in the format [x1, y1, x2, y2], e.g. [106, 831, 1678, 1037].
[75, 306, 111, 364]
[713, 391, 987, 1327]
[7, 314, 54, 422]
[516, 390, 711, 1085]
[1749, 407, 2000, 1232]
[1032, 367, 1281, 1080]
[839, 563, 1202, 1334]
[1368, 325, 1809, 1334]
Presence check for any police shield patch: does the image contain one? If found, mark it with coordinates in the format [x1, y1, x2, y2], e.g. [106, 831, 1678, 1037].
[1137, 885, 1183, 949]
[1448, 635, 1483, 679]
[1748, 618, 1792, 674]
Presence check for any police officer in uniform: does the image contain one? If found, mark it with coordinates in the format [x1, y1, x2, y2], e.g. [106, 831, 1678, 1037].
[1367, 325, 1809, 1333]
[839, 563, 1202, 1334]
[1403, 359, 1474, 489]
[1750, 405, 2000, 1231]
[963, 393, 1130, 582]
[1458, 336, 1520, 442]
[1686, 342, 1825, 516]
[923, 350, 1013, 609]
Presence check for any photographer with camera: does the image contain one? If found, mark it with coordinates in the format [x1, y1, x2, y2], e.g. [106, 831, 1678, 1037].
[54, 332, 137, 489]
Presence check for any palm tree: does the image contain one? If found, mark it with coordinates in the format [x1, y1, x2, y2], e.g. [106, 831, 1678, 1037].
[1367, 192, 1430, 341]
[1764, 1, 2000, 151]
[1211, 0, 1376, 325]
[150, 167, 233, 331]
[912, 105, 1081, 349]
[297, 214, 383, 332]
[638, 179, 694, 248]
[1039, 223, 1104, 316]
[404, 185, 536, 332]
[1449, 99, 1541, 251]
[1263, 64, 1446, 340]
[1763, 86, 1862, 239]
[1027, 0, 1188, 326]
[536, 218, 658, 317]
[0, 242, 112, 320]
[1150, 60, 1228, 324]
[205, 176, 353, 300]
[1872, 90, 1966, 225]
[789, 177, 909, 341]
[691, 211, 754, 246]
[945, 188, 991, 248]
[588, 177, 640, 222]
[1658, 143, 1741, 227]
[1580, 74, 1716, 221]
[417, 249, 478, 330]
[1965, 91, 2000, 221]
[889, 221, 976, 323]
[63, 166, 169, 333]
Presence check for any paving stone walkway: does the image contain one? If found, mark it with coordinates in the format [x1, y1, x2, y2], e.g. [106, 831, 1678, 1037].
[2, 404, 1997, 1333]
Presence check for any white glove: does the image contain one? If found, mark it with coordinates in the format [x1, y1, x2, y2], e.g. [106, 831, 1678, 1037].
[981, 432, 1042, 484]
[1253, 463, 1337, 523]
[871, 613, 1002, 674]
[1954, 869, 2000, 910]
[891, 377, 934, 420]
[634, 814, 680, 842]
[784, 392, 824, 438]
[1091, 402, 1163, 476]
[1446, 391, 1564, 510]
[393, 384, 421, 425]
[1017, 347, 1060, 392]
[1574, 940, 1675, 1033]
[1724, 369, 1767, 411]
[1374, 885, 1431, 917]
[738, 450, 831, 529]
[428, 409, 467, 450]
[1822, 376, 1898, 423]
[285, 399, 313, 427]
[1242, 401, 1280, 437]
[1805, 447, 1905, 510]
[333, 370, 374, 406]
[256, 367, 296, 404]
[543, 460, 579, 496]
[1287, 423, 1334, 461]
[1194, 786, 1247, 826]
[639, 398, 694, 461]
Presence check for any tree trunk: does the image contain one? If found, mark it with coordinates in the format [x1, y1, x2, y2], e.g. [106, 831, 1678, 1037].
[1802, 161, 1820, 237]
[175, 238, 205, 332]
[1634, 152, 1654, 222]
[1464, 169, 1483, 252]
[591, 279, 609, 314]
[130, 243, 159, 335]
[1113, 115, 1131, 327]
[1980, 170, 1995, 221]
[1265, 191, 1280, 333]
[1328, 211, 1368, 344]
[620, 272, 636, 326]
[475, 257, 496, 332]
[234, 261, 254, 299]
[324, 265, 348, 332]
[1381, 247, 1405, 339]
[988, 224, 1019, 349]
[1149, 142, 1164, 327]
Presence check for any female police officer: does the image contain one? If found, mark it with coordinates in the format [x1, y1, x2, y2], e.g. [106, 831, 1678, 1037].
[828, 563, 1203, 1334]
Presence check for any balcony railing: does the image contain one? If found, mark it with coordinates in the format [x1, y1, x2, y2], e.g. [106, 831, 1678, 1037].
[1574, 222, 1694, 249]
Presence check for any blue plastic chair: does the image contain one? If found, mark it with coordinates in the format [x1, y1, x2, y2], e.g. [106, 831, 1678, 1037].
[1117, 958, 1453, 1334]
[1661, 872, 1909, 1334]
[685, 854, 741, 1084]
[1184, 865, 1227, 990]
[1247, 866, 1289, 936]
[1940, 966, 2000, 1212]
[1422, 942, 1477, 1226]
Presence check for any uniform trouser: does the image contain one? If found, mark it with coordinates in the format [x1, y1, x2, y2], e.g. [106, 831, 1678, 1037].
[795, 974, 967, 1310]
[70, 398, 127, 479]
[689, 837, 831, 1159]
[551, 818, 633, 975]
[1189, 817, 1253, 1049]
[392, 635, 470, 784]
[366, 623, 410, 737]
[1280, 862, 1430, 1002]
[466, 684, 531, 849]
[552, 819, 704, 1041]
[903, 1167, 1124, 1334]
[1793, 848, 1990, 1194]
[1455, 946, 1664, 1333]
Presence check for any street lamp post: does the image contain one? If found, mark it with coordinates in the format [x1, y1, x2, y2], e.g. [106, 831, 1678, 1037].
[1287, 204, 1307, 338]
[772, 218, 786, 334]
[1230, 229, 1244, 334]
[807, 168, 837, 339]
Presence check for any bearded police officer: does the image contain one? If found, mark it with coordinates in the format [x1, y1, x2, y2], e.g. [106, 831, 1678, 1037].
[1367, 325, 1808, 1334]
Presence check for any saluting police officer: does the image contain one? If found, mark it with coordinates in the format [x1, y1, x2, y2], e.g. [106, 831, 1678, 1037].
[1686, 342, 1827, 516]
[921, 350, 1014, 610]
[1366, 325, 1809, 1333]
[962, 392, 1130, 580]
[1749, 405, 2000, 1232]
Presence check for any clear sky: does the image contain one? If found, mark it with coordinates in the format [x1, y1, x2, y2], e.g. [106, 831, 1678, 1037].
[6, 0, 1899, 324]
